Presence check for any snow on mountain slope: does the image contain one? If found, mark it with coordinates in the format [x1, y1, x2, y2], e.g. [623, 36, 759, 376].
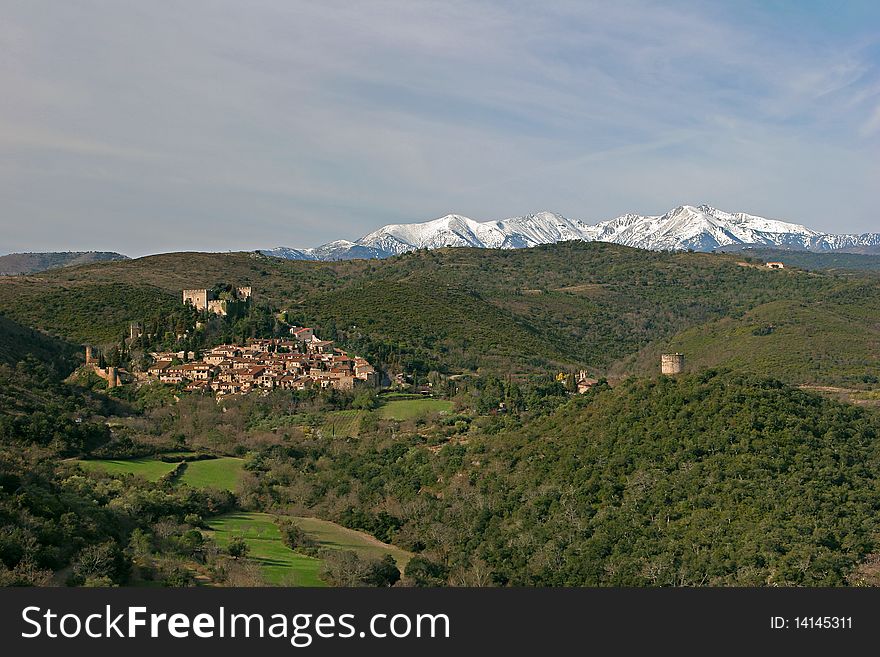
[261, 205, 880, 260]
[591, 205, 825, 251]
[489, 212, 597, 248]
[357, 214, 508, 254]
[260, 246, 320, 260]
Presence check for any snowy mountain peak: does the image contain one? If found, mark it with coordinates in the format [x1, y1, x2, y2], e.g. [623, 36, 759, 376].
[262, 205, 880, 260]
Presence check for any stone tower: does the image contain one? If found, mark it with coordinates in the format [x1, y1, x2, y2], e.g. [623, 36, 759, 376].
[182, 289, 210, 310]
[661, 353, 684, 375]
[85, 345, 94, 364]
[107, 366, 118, 388]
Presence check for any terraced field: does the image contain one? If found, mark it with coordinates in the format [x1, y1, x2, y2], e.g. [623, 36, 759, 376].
[74, 456, 245, 491]
[292, 516, 412, 569]
[74, 458, 178, 482]
[205, 512, 324, 586]
[321, 410, 364, 438]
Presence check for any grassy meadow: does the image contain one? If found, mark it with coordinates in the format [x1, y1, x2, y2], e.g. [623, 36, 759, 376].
[74, 458, 178, 482]
[379, 398, 454, 420]
[291, 516, 412, 569]
[74, 455, 245, 491]
[178, 457, 245, 492]
[205, 512, 324, 586]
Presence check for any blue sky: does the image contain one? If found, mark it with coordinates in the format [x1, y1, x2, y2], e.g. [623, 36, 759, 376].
[1, 0, 878, 256]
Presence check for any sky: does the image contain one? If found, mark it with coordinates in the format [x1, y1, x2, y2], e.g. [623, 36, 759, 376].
[1, 0, 879, 257]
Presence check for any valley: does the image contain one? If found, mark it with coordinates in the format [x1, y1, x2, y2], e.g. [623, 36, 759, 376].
[2, 241, 880, 588]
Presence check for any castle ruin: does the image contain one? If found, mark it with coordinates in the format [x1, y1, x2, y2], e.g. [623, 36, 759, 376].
[661, 353, 684, 375]
[82, 346, 126, 387]
[182, 289, 210, 310]
[183, 285, 252, 316]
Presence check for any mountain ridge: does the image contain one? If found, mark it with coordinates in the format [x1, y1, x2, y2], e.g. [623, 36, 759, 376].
[262, 204, 880, 260]
[0, 251, 129, 275]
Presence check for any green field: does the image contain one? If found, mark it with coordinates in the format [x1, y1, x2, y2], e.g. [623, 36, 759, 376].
[205, 512, 324, 586]
[378, 398, 453, 420]
[322, 410, 364, 438]
[75, 456, 245, 491]
[178, 457, 245, 492]
[292, 516, 412, 569]
[74, 458, 178, 482]
[204, 513, 413, 586]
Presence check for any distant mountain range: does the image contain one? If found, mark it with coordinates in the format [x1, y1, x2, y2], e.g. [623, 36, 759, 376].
[262, 205, 880, 260]
[0, 251, 129, 275]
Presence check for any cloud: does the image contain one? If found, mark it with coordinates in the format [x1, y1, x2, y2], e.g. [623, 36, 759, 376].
[0, 0, 878, 256]
[861, 104, 880, 135]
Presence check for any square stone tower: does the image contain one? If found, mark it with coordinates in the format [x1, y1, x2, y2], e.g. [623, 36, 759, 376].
[182, 289, 210, 310]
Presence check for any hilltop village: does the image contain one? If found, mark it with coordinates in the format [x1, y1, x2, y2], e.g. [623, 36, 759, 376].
[80, 286, 378, 397]
[141, 288, 378, 396]
[147, 333, 377, 396]
[79, 284, 688, 398]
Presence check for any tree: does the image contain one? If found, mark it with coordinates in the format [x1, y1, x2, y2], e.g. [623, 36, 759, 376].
[404, 556, 448, 587]
[127, 528, 152, 560]
[320, 550, 366, 586]
[163, 566, 196, 587]
[70, 541, 130, 586]
[352, 391, 377, 410]
[277, 518, 312, 550]
[364, 554, 400, 587]
[227, 537, 249, 559]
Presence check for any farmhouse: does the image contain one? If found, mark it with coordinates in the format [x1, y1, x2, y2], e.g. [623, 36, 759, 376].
[576, 370, 599, 394]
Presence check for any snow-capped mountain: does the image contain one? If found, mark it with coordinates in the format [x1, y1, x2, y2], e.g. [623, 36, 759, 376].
[588, 205, 827, 251]
[358, 214, 508, 254]
[261, 205, 880, 260]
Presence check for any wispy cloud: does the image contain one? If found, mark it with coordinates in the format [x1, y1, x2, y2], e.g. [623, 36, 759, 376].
[860, 104, 880, 135]
[0, 0, 878, 255]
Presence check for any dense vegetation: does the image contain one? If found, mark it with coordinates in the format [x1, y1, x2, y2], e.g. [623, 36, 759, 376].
[2, 242, 876, 383]
[0, 282, 179, 344]
[0, 354, 237, 586]
[0, 314, 76, 370]
[3, 243, 880, 587]
[0, 449, 235, 586]
[240, 371, 880, 586]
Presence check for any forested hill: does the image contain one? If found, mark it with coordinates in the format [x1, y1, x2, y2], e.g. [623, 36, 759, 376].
[264, 371, 880, 586]
[470, 372, 880, 585]
[0, 242, 877, 385]
[0, 313, 77, 372]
